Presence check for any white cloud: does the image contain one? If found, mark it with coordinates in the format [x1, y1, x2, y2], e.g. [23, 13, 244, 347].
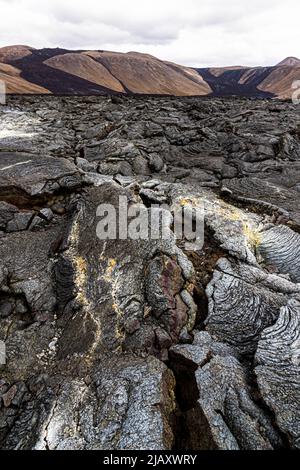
[0, 0, 299, 66]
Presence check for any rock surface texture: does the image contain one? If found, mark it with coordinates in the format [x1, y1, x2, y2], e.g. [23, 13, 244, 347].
[0, 95, 300, 450]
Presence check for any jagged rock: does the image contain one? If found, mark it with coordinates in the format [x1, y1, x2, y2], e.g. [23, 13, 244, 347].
[39, 208, 54, 222]
[168, 183, 261, 264]
[3, 355, 175, 450]
[85, 122, 114, 140]
[255, 300, 300, 449]
[98, 161, 133, 177]
[148, 153, 164, 172]
[258, 225, 300, 282]
[82, 172, 114, 186]
[0, 202, 18, 229]
[55, 183, 196, 358]
[0, 107, 76, 157]
[141, 179, 161, 189]
[223, 177, 300, 225]
[114, 175, 135, 186]
[0, 299, 13, 318]
[0, 152, 82, 205]
[170, 332, 283, 450]
[0, 219, 65, 332]
[28, 215, 48, 231]
[6, 211, 33, 232]
[206, 258, 300, 355]
[75, 157, 97, 173]
[1, 95, 300, 450]
[139, 188, 168, 204]
[132, 155, 150, 175]
[195, 353, 281, 450]
[277, 132, 300, 161]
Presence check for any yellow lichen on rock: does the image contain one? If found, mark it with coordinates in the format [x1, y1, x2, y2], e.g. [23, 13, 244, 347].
[242, 221, 261, 249]
[215, 201, 261, 249]
[102, 258, 125, 346]
[73, 256, 90, 307]
[103, 258, 117, 282]
[178, 197, 202, 208]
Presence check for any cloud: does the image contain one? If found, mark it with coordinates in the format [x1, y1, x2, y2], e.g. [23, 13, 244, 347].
[0, 0, 299, 66]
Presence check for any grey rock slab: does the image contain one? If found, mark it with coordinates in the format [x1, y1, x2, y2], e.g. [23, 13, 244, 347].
[6, 212, 33, 232]
[223, 177, 300, 225]
[55, 184, 196, 358]
[0, 152, 82, 204]
[195, 353, 281, 450]
[0, 202, 18, 228]
[169, 331, 282, 450]
[82, 172, 114, 187]
[255, 300, 300, 449]
[206, 258, 300, 355]
[258, 225, 300, 283]
[4, 355, 175, 451]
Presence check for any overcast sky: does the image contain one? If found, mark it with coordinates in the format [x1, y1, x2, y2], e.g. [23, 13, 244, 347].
[0, 0, 299, 67]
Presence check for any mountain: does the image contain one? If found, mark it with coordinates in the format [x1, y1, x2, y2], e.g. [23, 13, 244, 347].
[0, 62, 50, 94]
[0, 45, 211, 96]
[258, 65, 300, 99]
[196, 57, 300, 99]
[276, 56, 300, 66]
[0, 45, 299, 99]
[0, 45, 34, 62]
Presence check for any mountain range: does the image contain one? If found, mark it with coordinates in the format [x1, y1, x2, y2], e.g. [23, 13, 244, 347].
[0, 45, 299, 99]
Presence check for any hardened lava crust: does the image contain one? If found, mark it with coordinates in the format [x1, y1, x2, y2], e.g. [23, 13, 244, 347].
[0, 95, 300, 450]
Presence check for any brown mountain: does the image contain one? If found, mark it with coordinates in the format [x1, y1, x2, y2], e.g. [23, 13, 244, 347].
[0, 45, 34, 63]
[197, 57, 300, 99]
[258, 65, 300, 99]
[276, 57, 300, 66]
[44, 52, 125, 93]
[81, 51, 211, 95]
[0, 45, 211, 96]
[0, 62, 50, 94]
[0, 46, 299, 99]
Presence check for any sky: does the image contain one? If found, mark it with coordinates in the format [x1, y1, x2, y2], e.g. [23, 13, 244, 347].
[0, 0, 299, 67]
